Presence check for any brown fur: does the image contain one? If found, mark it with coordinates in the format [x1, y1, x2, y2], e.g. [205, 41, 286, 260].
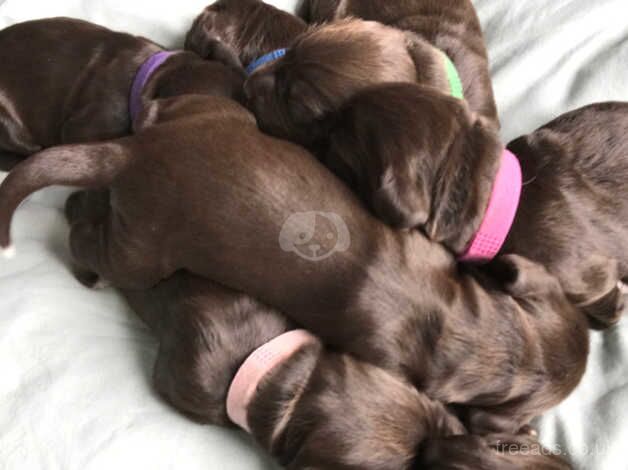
[184, 1, 458, 147]
[0, 17, 244, 170]
[244, 18, 444, 148]
[323, 83, 628, 329]
[112, 264, 569, 469]
[185, 0, 307, 67]
[0, 94, 588, 436]
[66, 191, 568, 469]
[297, 0, 498, 126]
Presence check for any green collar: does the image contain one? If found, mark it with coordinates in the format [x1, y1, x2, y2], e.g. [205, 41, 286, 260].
[442, 53, 464, 100]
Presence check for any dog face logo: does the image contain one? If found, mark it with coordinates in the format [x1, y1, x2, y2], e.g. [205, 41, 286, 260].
[279, 212, 350, 261]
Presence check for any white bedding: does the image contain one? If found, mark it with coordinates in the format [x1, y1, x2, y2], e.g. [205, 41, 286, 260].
[0, 1, 627, 469]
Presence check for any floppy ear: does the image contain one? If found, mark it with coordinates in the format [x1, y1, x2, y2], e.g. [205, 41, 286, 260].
[426, 115, 503, 254]
[404, 32, 448, 90]
[325, 86, 439, 229]
[326, 85, 501, 235]
[285, 77, 329, 124]
[184, 14, 242, 68]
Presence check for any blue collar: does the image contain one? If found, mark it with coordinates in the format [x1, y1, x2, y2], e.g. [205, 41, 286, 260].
[246, 48, 287, 75]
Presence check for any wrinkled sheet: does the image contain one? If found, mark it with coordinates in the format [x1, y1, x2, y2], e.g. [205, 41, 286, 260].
[0, 1, 627, 469]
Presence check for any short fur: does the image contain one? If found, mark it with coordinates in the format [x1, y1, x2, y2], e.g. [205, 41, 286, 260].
[185, 1, 457, 147]
[0, 17, 243, 169]
[297, 0, 499, 127]
[185, 0, 308, 67]
[0, 94, 588, 435]
[324, 83, 628, 329]
[66, 189, 569, 469]
[243, 18, 444, 148]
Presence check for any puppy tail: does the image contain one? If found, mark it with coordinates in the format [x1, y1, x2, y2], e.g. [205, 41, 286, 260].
[415, 433, 570, 469]
[0, 142, 131, 252]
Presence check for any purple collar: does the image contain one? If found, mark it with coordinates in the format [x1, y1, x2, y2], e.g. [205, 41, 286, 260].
[459, 149, 522, 262]
[129, 51, 176, 122]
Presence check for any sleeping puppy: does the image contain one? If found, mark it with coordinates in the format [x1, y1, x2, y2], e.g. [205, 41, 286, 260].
[297, 0, 499, 128]
[65, 190, 569, 470]
[116, 267, 570, 469]
[185, 0, 307, 68]
[0, 94, 588, 435]
[323, 83, 628, 329]
[185, 1, 461, 146]
[0, 17, 243, 169]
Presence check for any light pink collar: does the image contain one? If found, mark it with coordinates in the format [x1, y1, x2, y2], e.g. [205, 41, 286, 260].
[226, 329, 317, 432]
[459, 149, 522, 262]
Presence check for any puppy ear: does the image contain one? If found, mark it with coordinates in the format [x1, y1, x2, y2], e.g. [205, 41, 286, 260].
[286, 78, 328, 124]
[426, 115, 503, 253]
[325, 85, 438, 228]
[327, 84, 501, 236]
[184, 12, 242, 68]
[186, 34, 242, 69]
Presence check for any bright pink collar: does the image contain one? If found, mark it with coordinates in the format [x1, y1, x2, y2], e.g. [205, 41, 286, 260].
[459, 149, 522, 262]
[226, 329, 316, 432]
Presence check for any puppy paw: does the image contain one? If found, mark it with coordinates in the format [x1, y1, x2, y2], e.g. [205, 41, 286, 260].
[72, 266, 109, 290]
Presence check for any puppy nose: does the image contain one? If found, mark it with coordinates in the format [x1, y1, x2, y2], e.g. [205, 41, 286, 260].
[308, 244, 321, 255]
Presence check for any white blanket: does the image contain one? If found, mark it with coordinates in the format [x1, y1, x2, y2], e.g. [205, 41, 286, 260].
[0, 1, 626, 469]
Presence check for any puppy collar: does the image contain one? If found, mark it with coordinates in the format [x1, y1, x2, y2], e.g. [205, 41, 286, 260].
[459, 149, 522, 262]
[226, 329, 316, 432]
[246, 48, 287, 75]
[442, 53, 464, 100]
[129, 51, 177, 122]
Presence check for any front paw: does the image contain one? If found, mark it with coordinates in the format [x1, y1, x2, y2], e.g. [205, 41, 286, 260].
[72, 265, 110, 290]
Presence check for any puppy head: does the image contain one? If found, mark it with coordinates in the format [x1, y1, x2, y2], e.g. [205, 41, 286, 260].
[484, 254, 589, 400]
[327, 82, 502, 254]
[185, 0, 306, 67]
[249, 352, 466, 469]
[244, 19, 419, 145]
[144, 275, 290, 426]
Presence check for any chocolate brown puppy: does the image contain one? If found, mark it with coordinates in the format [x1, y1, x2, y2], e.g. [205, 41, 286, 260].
[323, 83, 628, 329]
[66, 190, 569, 470]
[298, 0, 498, 127]
[185, 0, 307, 68]
[244, 18, 449, 148]
[111, 268, 568, 469]
[185, 2, 458, 146]
[0, 17, 243, 169]
[0, 94, 588, 435]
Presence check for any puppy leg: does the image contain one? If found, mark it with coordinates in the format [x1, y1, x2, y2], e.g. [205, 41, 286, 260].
[69, 212, 167, 290]
[65, 190, 110, 225]
[0, 107, 41, 156]
[65, 190, 112, 287]
[61, 100, 129, 144]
